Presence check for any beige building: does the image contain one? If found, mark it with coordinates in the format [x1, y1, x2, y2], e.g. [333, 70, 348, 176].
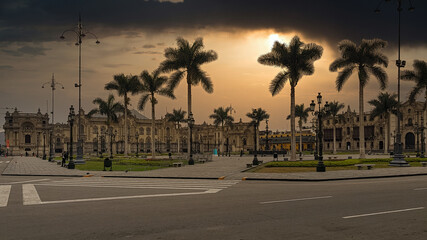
[3, 108, 256, 156]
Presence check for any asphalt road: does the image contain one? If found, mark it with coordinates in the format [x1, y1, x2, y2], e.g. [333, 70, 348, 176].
[1, 157, 427, 240]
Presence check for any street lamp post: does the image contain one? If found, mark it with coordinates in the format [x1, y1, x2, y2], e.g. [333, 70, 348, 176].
[376, 0, 413, 166]
[109, 128, 116, 159]
[188, 112, 195, 165]
[310, 93, 330, 172]
[60, 14, 100, 163]
[421, 114, 425, 158]
[266, 119, 269, 152]
[252, 123, 259, 165]
[68, 105, 75, 169]
[135, 131, 139, 157]
[42, 133, 46, 159]
[42, 73, 64, 161]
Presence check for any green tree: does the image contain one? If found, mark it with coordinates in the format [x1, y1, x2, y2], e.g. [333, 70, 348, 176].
[246, 108, 270, 164]
[165, 108, 187, 153]
[105, 74, 140, 156]
[209, 107, 234, 154]
[160, 37, 218, 160]
[138, 69, 175, 159]
[87, 94, 124, 157]
[330, 39, 388, 159]
[368, 92, 398, 154]
[258, 36, 323, 161]
[402, 60, 427, 107]
[327, 101, 345, 154]
[286, 104, 310, 154]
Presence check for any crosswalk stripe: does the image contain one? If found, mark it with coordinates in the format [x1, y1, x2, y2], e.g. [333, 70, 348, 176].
[22, 184, 42, 205]
[0, 185, 11, 207]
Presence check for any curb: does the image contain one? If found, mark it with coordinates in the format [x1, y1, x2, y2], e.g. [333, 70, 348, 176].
[242, 173, 427, 182]
[1, 173, 86, 178]
[102, 175, 225, 180]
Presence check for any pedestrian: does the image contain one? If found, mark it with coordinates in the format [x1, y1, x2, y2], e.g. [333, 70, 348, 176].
[61, 154, 66, 167]
[240, 150, 243, 157]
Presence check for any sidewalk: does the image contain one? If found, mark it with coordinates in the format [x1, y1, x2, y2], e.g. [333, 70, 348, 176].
[2, 155, 427, 181]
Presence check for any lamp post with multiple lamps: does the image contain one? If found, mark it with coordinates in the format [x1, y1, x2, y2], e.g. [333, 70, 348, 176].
[67, 105, 75, 169]
[135, 131, 139, 157]
[375, 0, 413, 166]
[60, 14, 100, 163]
[188, 112, 195, 165]
[42, 74, 64, 161]
[265, 119, 269, 151]
[252, 122, 259, 165]
[421, 114, 425, 158]
[310, 92, 330, 172]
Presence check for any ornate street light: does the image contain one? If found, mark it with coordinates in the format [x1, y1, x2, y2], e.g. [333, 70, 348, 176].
[265, 119, 269, 151]
[135, 131, 139, 157]
[375, 0, 413, 166]
[252, 121, 259, 165]
[310, 92, 330, 172]
[68, 105, 75, 169]
[188, 112, 195, 165]
[42, 73, 64, 161]
[60, 14, 100, 163]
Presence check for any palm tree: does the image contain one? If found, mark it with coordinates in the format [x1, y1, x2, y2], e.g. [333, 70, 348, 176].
[87, 94, 124, 158]
[286, 104, 310, 155]
[401, 60, 427, 108]
[246, 108, 270, 164]
[209, 107, 234, 155]
[160, 37, 218, 159]
[330, 39, 388, 159]
[368, 92, 398, 154]
[105, 74, 140, 156]
[258, 36, 323, 161]
[328, 101, 345, 154]
[165, 108, 187, 153]
[138, 69, 175, 159]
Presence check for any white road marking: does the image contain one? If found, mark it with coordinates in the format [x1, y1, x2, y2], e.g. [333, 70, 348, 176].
[35, 183, 224, 190]
[22, 184, 42, 205]
[0, 179, 49, 185]
[260, 196, 332, 204]
[6, 161, 10, 163]
[414, 187, 427, 191]
[343, 207, 425, 219]
[0, 185, 11, 207]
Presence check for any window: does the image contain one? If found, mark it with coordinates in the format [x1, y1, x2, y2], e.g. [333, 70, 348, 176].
[339, 143, 342, 148]
[146, 127, 151, 135]
[364, 116, 367, 121]
[357, 142, 359, 148]
[408, 109, 411, 113]
[327, 143, 330, 149]
[347, 127, 350, 135]
[380, 127, 383, 135]
[327, 120, 330, 125]
[25, 135, 31, 144]
[408, 118, 413, 126]
[139, 127, 144, 135]
[155, 128, 158, 135]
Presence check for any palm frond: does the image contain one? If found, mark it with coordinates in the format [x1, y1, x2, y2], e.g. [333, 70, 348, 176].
[138, 94, 150, 111]
[336, 67, 354, 91]
[270, 71, 289, 96]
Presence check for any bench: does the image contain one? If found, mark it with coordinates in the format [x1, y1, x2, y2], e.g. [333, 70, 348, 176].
[258, 160, 263, 164]
[421, 162, 427, 167]
[283, 157, 288, 161]
[246, 163, 253, 168]
[199, 158, 207, 163]
[173, 162, 183, 167]
[355, 164, 375, 170]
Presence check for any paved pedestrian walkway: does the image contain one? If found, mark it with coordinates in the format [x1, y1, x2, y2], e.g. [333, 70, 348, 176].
[2, 155, 427, 181]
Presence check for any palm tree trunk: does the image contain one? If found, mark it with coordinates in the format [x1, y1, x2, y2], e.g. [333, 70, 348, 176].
[359, 83, 366, 158]
[177, 124, 180, 153]
[124, 93, 128, 156]
[333, 117, 336, 154]
[220, 124, 224, 155]
[385, 114, 389, 154]
[290, 86, 296, 161]
[151, 97, 155, 159]
[187, 82, 192, 158]
[299, 119, 303, 155]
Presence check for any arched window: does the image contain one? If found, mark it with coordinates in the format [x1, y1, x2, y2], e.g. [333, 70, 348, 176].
[408, 118, 413, 126]
[408, 109, 411, 113]
[25, 135, 31, 144]
[139, 127, 144, 135]
[146, 127, 151, 135]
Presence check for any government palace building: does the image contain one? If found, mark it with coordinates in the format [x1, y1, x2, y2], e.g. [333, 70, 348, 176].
[3, 108, 256, 157]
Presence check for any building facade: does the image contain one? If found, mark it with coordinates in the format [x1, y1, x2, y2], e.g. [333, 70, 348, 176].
[3, 108, 256, 156]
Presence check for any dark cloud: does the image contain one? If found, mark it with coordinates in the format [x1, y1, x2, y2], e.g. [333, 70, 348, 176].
[133, 51, 162, 55]
[0, 0, 426, 48]
[2, 46, 50, 56]
[103, 63, 131, 68]
[0, 65, 14, 70]
[142, 44, 156, 48]
[157, 42, 165, 46]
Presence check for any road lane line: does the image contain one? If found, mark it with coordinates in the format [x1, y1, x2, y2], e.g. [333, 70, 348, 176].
[0, 185, 11, 207]
[414, 187, 427, 191]
[260, 196, 332, 204]
[343, 207, 425, 219]
[22, 184, 42, 205]
[36, 188, 222, 205]
[0, 179, 49, 185]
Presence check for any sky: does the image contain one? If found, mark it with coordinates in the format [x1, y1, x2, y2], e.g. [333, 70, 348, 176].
[1, 0, 427, 132]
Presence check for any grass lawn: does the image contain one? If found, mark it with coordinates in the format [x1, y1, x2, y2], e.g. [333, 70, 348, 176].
[72, 157, 187, 171]
[250, 158, 427, 173]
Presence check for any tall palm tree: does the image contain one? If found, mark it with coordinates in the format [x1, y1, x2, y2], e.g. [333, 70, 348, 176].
[105, 74, 140, 156]
[330, 39, 388, 159]
[138, 69, 175, 159]
[87, 94, 124, 157]
[328, 101, 345, 154]
[246, 108, 270, 164]
[286, 104, 310, 154]
[258, 36, 323, 161]
[402, 60, 427, 108]
[165, 108, 187, 153]
[209, 107, 234, 154]
[160, 37, 218, 159]
[368, 92, 398, 154]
